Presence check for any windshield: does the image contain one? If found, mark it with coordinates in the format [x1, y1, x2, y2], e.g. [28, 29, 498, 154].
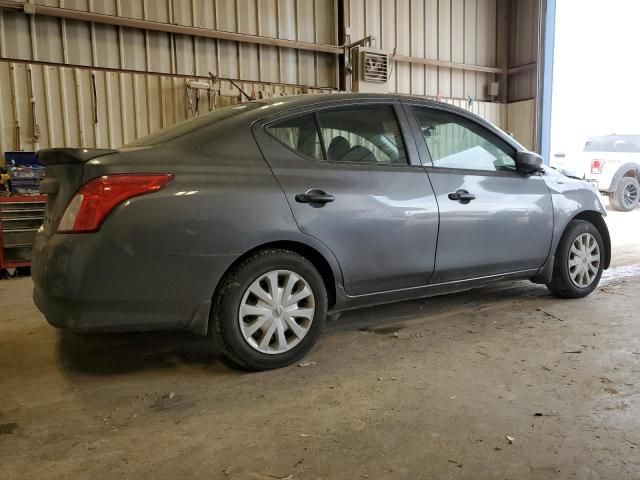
[584, 135, 640, 153]
[125, 102, 264, 147]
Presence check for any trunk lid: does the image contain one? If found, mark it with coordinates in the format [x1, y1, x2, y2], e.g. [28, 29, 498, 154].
[37, 148, 118, 235]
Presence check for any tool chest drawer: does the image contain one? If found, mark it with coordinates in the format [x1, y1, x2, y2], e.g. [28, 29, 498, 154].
[0, 196, 47, 269]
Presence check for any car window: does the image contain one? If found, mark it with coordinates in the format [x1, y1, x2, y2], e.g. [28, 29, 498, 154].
[413, 107, 517, 172]
[320, 128, 392, 163]
[317, 106, 408, 165]
[584, 135, 640, 153]
[267, 114, 325, 161]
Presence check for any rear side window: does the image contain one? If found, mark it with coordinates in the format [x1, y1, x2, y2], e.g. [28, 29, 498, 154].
[317, 106, 408, 165]
[267, 114, 325, 161]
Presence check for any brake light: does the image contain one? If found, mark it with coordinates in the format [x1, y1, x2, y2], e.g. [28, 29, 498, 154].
[58, 174, 174, 233]
[591, 159, 604, 174]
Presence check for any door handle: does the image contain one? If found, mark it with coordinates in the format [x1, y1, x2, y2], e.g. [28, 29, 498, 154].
[448, 189, 476, 204]
[295, 189, 335, 205]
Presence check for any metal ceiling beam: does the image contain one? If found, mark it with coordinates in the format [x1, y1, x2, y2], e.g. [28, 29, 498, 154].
[0, 0, 342, 54]
[0, 0, 511, 78]
[393, 55, 503, 75]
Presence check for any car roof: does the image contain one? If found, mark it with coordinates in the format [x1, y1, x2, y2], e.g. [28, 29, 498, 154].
[587, 134, 640, 141]
[244, 92, 470, 116]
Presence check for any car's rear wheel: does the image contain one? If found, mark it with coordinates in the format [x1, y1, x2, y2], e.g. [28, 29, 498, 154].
[546, 220, 604, 298]
[211, 249, 327, 370]
[610, 177, 639, 212]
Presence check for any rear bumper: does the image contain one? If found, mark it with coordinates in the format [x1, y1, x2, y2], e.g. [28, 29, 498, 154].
[31, 231, 238, 335]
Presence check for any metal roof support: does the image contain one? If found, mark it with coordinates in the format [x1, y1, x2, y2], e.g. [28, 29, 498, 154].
[538, 0, 557, 162]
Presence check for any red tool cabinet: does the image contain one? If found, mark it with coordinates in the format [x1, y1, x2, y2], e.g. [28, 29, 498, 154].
[0, 195, 47, 269]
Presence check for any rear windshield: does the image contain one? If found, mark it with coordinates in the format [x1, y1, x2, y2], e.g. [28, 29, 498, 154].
[584, 135, 640, 153]
[125, 102, 264, 147]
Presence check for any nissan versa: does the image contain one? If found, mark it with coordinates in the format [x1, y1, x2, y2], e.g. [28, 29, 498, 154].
[32, 94, 611, 370]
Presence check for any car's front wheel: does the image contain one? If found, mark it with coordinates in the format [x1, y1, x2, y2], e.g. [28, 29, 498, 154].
[610, 177, 639, 212]
[546, 220, 604, 298]
[211, 249, 327, 370]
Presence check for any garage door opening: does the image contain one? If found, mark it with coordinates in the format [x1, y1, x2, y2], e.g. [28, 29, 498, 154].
[549, 0, 640, 265]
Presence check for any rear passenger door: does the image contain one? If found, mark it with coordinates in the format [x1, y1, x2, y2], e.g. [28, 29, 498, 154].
[253, 100, 439, 296]
[405, 102, 553, 283]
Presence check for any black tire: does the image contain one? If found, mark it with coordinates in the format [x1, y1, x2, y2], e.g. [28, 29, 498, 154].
[211, 249, 327, 370]
[546, 220, 605, 298]
[610, 177, 639, 212]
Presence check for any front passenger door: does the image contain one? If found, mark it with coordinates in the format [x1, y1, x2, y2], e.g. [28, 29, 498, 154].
[408, 104, 553, 283]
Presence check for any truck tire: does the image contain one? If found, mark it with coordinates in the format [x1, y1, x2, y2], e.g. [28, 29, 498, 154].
[610, 177, 639, 212]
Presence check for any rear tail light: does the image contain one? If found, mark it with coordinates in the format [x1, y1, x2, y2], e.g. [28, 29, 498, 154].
[58, 174, 174, 233]
[591, 159, 604, 174]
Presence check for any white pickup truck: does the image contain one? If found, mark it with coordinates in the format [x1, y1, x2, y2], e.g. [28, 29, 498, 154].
[552, 135, 640, 212]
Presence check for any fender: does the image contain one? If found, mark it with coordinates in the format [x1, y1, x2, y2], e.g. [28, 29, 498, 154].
[191, 230, 346, 336]
[604, 162, 640, 192]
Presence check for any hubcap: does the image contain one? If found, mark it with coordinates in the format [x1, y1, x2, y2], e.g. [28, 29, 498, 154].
[568, 232, 601, 288]
[238, 270, 315, 354]
[623, 183, 638, 208]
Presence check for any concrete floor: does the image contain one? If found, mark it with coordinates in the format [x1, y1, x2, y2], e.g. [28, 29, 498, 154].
[1, 208, 639, 480]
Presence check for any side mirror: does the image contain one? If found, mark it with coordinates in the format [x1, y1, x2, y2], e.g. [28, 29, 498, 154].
[516, 151, 544, 174]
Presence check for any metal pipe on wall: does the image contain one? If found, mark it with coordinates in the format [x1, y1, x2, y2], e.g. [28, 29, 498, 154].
[26, 64, 39, 150]
[8, 62, 20, 151]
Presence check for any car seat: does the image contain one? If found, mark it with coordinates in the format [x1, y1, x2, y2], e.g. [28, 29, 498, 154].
[342, 145, 377, 163]
[327, 136, 351, 161]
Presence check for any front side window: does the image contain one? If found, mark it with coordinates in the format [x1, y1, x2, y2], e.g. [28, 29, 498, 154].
[267, 114, 324, 161]
[317, 106, 408, 165]
[413, 107, 517, 172]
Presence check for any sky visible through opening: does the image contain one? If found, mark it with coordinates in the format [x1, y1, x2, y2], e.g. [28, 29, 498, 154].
[550, 0, 640, 155]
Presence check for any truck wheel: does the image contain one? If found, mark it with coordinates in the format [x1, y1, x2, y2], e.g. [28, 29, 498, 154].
[610, 177, 639, 212]
[211, 249, 327, 370]
[546, 220, 604, 298]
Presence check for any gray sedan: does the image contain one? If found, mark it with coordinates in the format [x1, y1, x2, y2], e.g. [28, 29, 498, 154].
[32, 94, 611, 370]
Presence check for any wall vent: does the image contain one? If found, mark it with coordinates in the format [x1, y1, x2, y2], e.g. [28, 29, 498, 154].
[352, 47, 389, 93]
[361, 50, 389, 83]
